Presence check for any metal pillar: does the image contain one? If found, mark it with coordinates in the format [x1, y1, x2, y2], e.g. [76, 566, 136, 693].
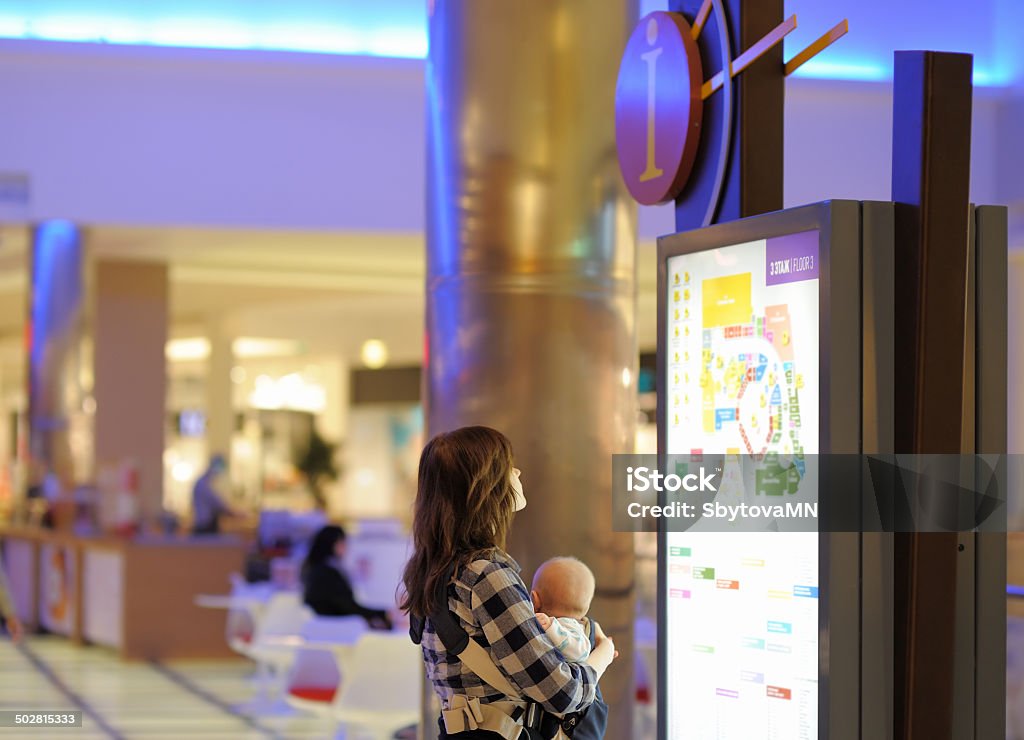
[426, 1, 638, 736]
[973, 206, 1008, 740]
[27, 221, 87, 501]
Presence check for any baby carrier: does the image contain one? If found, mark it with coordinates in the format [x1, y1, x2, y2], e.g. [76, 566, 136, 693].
[409, 565, 604, 740]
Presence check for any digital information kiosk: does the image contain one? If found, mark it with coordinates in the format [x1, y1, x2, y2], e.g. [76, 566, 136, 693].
[656, 201, 871, 740]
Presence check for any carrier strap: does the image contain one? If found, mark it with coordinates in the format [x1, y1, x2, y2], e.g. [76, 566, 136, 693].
[413, 562, 576, 739]
[442, 696, 527, 740]
[456, 634, 521, 698]
[414, 563, 521, 699]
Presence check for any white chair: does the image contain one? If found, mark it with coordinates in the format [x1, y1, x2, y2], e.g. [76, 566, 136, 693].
[238, 592, 313, 714]
[248, 592, 313, 670]
[333, 632, 422, 740]
[225, 575, 275, 658]
[301, 614, 368, 643]
[284, 616, 368, 716]
[226, 607, 258, 656]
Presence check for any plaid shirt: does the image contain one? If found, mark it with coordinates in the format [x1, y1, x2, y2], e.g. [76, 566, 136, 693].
[420, 549, 598, 715]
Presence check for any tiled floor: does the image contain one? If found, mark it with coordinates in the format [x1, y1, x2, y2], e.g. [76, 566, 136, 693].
[7, 624, 1023, 739]
[0, 637, 345, 739]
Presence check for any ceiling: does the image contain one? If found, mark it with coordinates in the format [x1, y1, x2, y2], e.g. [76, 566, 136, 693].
[3, 0, 1007, 380]
[1, 0, 1019, 86]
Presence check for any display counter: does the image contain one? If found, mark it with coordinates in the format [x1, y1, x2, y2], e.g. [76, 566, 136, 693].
[1, 526, 247, 660]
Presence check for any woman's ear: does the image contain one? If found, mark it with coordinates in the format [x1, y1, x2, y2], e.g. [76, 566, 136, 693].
[531, 589, 542, 611]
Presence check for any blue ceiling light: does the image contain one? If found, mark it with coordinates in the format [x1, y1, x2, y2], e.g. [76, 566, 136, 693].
[0, 0, 429, 59]
[789, 57, 1010, 87]
[782, 0, 1017, 88]
[971, 66, 1013, 87]
[0, 1, 1014, 86]
[789, 59, 890, 83]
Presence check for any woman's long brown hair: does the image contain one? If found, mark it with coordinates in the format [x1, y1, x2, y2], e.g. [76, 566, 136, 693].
[400, 426, 517, 617]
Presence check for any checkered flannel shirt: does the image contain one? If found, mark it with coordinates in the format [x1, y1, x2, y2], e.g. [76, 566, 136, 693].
[420, 549, 598, 715]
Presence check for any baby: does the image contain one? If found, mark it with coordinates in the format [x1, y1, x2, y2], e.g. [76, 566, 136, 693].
[530, 556, 596, 662]
[531, 556, 609, 739]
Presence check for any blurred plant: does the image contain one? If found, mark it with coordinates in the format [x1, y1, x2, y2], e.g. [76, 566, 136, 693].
[296, 429, 341, 510]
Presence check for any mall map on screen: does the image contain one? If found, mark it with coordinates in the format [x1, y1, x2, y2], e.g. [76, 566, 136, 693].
[664, 230, 821, 740]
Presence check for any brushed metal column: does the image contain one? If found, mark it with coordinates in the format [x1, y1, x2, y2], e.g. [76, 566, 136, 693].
[27, 221, 89, 503]
[426, 2, 638, 736]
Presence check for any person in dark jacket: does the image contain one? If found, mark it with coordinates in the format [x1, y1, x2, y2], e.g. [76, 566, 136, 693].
[301, 525, 391, 629]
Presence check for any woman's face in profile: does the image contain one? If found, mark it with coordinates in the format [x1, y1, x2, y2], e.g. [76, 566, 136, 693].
[511, 467, 526, 511]
[333, 539, 348, 559]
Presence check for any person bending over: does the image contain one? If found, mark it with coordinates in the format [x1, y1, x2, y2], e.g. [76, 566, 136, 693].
[191, 455, 245, 535]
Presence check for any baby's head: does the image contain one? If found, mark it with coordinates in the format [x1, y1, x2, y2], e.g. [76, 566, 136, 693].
[530, 556, 596, 621]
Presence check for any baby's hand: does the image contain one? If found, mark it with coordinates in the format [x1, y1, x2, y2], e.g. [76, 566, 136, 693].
[536, 612, 552, 630]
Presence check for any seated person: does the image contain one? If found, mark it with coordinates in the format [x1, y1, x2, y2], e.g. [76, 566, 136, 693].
[302, 525, 391, 629]
[530, 556, 609, 739]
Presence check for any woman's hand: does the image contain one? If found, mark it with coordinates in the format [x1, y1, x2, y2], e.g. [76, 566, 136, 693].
[592, 621, 619, 657]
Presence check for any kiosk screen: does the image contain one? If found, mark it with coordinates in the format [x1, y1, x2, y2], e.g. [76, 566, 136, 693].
[663, 230, 821, 740]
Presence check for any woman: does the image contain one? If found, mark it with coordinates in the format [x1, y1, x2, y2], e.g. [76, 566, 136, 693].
[401, 426, 617, 738]
[302, 525, 391, 629]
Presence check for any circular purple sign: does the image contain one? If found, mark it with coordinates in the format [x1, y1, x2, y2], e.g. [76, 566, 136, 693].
[615, 12, 704, 206]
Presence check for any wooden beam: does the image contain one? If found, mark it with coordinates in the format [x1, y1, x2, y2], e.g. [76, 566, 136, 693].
[785, 20, 849, 76]
[891, 50, 974, 740]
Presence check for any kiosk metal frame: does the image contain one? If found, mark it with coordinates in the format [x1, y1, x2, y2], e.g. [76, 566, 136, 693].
[656, 200, 868, 740]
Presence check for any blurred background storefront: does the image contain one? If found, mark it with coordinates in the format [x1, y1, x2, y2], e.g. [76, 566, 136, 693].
[0, 0, 1020, 528]
[0, 0, 1023, 736]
